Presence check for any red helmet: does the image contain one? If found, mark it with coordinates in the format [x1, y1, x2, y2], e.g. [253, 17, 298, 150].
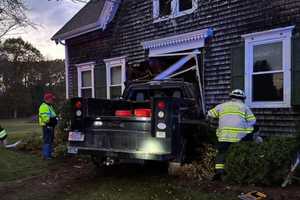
[44, 92, 56, 101]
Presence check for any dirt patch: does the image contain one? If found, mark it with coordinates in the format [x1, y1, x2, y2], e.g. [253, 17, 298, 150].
[0, 157, 93, 200]
[0, 157, 299, 200]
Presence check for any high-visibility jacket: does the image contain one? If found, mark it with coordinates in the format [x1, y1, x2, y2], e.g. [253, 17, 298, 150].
[0, 128, 7, 139]
[208, 99, 256, 143]
[39, 102, 57, 126]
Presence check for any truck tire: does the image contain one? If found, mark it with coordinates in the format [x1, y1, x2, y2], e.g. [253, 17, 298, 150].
[168, 162, 181, 176]
[91, 155, 103, 168]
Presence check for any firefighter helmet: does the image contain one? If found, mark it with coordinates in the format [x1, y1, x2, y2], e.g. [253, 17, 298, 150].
[229, 89, 246, 99]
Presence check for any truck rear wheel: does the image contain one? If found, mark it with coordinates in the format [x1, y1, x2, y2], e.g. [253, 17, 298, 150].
[168, 162, 181, 176]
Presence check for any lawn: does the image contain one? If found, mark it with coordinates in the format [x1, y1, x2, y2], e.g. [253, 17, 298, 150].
[0, 118, 46, 182]
[0, 148, 48, 182]
[0, 118, 41, 142]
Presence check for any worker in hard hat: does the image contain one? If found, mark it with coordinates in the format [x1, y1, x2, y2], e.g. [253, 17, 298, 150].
[39, 92, 58, 159]
[0, 126, 8, 147]
[207, 89, 256, 180]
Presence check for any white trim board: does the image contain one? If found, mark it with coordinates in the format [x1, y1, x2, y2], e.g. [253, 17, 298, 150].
[142, 29, 211, 56]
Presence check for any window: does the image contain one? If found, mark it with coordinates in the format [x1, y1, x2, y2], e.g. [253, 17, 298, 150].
[104, 57, 126, 99]
[77, 62, 95, 98]
[153, 0, 197, 21]
[243, 26, 294, 108]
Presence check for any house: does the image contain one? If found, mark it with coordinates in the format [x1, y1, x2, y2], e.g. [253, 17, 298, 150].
[52, 0, 300, 136]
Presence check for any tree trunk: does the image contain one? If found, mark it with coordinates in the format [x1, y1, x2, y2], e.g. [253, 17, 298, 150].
[14, 109, 17, 119]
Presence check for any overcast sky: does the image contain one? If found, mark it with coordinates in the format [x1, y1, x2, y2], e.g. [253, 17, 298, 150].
[5, 0, 85, 60]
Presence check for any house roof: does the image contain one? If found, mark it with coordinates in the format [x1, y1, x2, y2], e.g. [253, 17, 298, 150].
[52, 0, 120, 41]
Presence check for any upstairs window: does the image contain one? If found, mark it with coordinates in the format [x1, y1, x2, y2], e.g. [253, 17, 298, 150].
[153, 0, 197, 21]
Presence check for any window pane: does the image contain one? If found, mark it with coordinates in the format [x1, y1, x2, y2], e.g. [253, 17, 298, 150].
[179, 0, 193, 12]
[110, 86, 122, 99]
[252, 73, 283, 101]
[82, 71, 92, 87]
[111, 66, 122, 85]
[159, 0, 171, 16]
[82, 88, 92, 98]
[253, 42, 282, 72]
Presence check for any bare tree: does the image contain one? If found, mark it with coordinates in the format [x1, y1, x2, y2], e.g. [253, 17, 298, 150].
[0, 0, 31, 39]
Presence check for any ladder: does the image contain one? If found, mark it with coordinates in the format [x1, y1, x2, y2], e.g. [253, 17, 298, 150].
[281, 152, 300, 188]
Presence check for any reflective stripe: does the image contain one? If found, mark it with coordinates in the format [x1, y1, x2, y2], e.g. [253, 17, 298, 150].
[246, 115, 256, 121]
[220, 126, 253, 133]
[208, 108, 218, 118]
[219, 111, 246, 119]
[0, 129, 7, 139]
[215, 164, 225, 169]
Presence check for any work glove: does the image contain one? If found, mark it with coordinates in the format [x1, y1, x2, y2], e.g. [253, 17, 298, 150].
[47, 117, 58, 127]
[253, 133, 263, 144]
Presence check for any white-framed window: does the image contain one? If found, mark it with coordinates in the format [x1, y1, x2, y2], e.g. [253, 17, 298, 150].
[243, 26, 294, 108]
[104, 56, 126, 99]
[77, 62, 95, 98]
[153, 0, 198, 21]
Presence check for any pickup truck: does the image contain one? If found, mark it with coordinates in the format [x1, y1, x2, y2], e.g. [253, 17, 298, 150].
[67, 80, 206, 166]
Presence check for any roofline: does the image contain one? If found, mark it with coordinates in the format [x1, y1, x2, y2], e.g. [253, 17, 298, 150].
[52, 0, 121, 42]
[51, 22, 101, 42]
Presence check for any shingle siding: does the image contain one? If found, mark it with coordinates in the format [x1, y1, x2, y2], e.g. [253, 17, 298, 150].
[66, 0, 300, 136]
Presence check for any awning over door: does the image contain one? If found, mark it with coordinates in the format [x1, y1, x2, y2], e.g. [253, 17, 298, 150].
[142, 28, 213, 57]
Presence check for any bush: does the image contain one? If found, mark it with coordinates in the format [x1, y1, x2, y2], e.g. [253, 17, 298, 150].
[53, 100, 72, 157]
[225, 138, 298, 185]
[17, 132, 43, 154]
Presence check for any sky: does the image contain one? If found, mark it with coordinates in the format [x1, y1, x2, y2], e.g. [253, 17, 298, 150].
[5, 0, 86, 60]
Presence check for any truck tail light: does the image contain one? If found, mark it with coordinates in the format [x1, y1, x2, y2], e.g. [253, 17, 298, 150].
[115, 110, 132, 117]
[157, 101, 166, 110]
[134, 109, 152, 117]
[75, 101, 82, 109]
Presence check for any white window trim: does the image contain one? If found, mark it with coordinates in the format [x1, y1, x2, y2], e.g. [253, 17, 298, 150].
[104, 56, 126, 99]
[242, 26, 294, 108]
[153, 0, 198, 22]
[76, 62, 95, 98]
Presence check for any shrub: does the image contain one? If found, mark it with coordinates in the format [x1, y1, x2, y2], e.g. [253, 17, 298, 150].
[225, 138, 298, 185]
[16, 132, 43, 154]
[53, 100, 72, 157]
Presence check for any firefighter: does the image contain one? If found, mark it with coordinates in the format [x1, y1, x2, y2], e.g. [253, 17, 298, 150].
[0, 126, 8, 147]
[207, 89, 256, 180]
[39, 92, 58, 159]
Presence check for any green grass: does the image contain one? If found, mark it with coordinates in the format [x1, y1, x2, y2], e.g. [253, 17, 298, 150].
[0, 148, 47, 182]
[0, 118, 41, 142]
[0, 118, 45, 182]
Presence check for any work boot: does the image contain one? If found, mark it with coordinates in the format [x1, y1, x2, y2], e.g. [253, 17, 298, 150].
[212, 173, 222, 181]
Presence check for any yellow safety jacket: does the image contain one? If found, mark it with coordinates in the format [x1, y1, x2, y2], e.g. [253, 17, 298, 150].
[39, 102, 57, 126]
[208, 99, 256, 143]
[0, 128, 7, 139]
